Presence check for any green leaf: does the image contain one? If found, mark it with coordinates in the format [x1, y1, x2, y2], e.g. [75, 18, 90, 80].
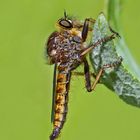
[90, 13, 140, 107]
[104, 0, 140, 78]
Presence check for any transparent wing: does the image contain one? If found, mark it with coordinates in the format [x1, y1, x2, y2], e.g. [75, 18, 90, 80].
[51, 64, 57, 123]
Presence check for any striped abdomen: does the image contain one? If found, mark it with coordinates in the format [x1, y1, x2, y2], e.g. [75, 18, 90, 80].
[50, 69, 71, 140]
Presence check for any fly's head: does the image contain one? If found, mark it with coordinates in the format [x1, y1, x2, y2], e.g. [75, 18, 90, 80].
[56, 11, 73, 30]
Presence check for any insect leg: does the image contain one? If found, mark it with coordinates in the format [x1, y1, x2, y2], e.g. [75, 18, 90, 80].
[80, 34, 116, 56]
[109, 26, 121, 38]
[72, 59, 101, 92]
[83, 58, 92, 92]
[72, 72, 84, 76]
[72, 72, 97, 79]
[82, 18, 95, 42]
[91, 57, 123, 90]
[91, 68, 104, 90]
[72, 72, 102, 84]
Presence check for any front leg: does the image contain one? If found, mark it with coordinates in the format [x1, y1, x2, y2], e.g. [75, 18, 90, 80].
[109, 26, 121, 38]
[82, 18, 95, 42]
[80, 34, 116, 56]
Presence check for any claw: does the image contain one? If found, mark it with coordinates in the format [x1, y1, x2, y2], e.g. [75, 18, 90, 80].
[109, 26, 121, 38]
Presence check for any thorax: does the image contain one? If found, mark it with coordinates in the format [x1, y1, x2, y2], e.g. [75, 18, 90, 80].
[47, 29, 85, 71]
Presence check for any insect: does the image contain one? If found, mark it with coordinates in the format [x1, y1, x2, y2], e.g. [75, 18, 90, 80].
[45, 11, 122, 140]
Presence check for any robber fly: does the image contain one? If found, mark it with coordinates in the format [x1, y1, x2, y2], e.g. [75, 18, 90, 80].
[45, 11, 121, 140]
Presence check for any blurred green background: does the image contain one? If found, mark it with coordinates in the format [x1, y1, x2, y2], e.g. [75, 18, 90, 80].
[0, 0, 140, 140]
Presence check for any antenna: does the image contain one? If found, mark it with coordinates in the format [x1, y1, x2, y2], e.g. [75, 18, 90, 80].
[64, 9, 67, 19]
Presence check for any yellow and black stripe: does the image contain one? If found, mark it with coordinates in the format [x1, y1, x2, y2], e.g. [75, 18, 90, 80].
[50, 68, 71, 140]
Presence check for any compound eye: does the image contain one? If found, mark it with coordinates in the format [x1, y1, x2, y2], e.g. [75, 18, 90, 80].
[59, 19, 73, 29]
